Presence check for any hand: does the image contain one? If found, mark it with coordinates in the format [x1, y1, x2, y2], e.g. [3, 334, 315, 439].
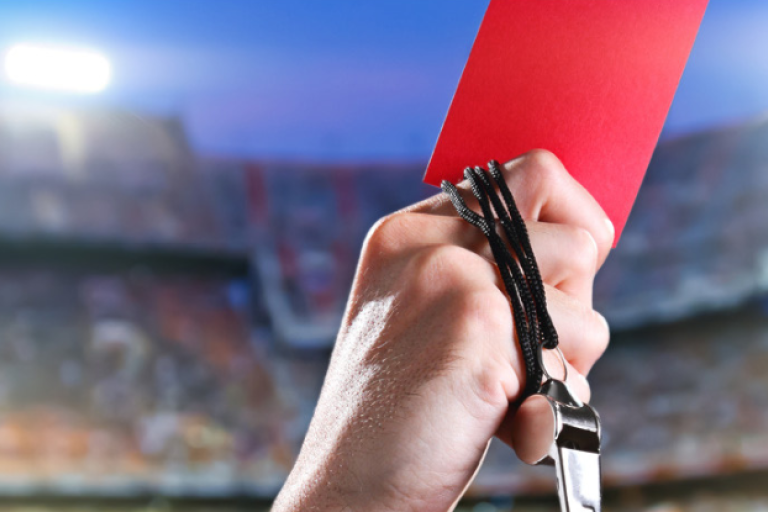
[272, 150, 614, 512]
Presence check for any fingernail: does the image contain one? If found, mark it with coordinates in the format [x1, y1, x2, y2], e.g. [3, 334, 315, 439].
[581, 229, 600, 272]
[569, 370, 591, 394]
[595, 310, 609, 330]
[604, 218, 615, 245]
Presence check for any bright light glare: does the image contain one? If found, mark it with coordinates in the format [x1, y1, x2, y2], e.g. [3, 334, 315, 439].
[4, 44, 111, 93]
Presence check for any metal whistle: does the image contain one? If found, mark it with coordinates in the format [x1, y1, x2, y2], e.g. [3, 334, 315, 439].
[513, 348, 602, 512]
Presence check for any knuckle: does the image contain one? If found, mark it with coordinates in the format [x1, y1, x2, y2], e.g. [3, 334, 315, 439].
[522, 149, 566, 183]
[505, 149, 567, 220]
[471, 358, 517, 410]
[524, 148, 562, 168]
[454, 288, 512, 336]
[408, 244, 477, 295]
[413, 243, 466, 272]
[363, 212, 408, 254]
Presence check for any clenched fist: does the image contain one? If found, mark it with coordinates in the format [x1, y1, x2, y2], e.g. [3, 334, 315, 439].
[273, 150, 614, 512]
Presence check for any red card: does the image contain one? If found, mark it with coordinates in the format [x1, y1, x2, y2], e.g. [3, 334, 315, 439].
[425, 0, 709, 245]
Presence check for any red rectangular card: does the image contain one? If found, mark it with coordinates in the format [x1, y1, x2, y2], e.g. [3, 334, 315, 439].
[425, 0, 709, 245]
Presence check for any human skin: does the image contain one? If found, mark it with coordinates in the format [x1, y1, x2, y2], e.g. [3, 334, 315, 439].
[272, 150, 614, 512]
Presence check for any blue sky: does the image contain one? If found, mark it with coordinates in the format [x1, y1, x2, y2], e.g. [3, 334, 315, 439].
[0, 0, 767, 160]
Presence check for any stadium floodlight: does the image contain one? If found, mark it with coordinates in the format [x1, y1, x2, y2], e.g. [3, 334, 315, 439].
[4, 43, 111, 93]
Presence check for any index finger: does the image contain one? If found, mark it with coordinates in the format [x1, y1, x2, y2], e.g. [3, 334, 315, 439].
[407, 150, 615, 269]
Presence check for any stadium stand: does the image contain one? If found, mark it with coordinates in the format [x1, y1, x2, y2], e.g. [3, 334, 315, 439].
[0, 104, 767, 510]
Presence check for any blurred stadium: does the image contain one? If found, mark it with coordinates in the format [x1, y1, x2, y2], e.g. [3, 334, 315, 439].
[0, 103, 767, 512]
[0, 1, 768, 511]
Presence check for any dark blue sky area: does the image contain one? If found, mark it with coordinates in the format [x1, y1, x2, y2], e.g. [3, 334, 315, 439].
[1, 1, 766, 160]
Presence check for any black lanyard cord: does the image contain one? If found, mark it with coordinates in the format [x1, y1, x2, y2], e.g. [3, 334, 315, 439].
[441, 161, 558, 399]
[487, 161, 558, 352]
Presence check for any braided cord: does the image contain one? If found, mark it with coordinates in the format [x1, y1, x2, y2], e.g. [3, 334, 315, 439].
[441, 161, 558, 399]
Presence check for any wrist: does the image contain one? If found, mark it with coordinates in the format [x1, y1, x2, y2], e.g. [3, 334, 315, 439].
[273, 463, 402, 512]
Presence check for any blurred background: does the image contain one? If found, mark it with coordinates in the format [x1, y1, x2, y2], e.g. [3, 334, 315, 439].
[0, 1, 767, 511]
